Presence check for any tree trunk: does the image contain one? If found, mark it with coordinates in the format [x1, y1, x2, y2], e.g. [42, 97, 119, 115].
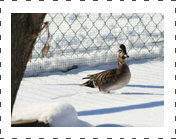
[11, 13, 46, 116]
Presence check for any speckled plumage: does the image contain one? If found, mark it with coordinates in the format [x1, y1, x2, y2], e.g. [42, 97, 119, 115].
[81, 44, 131, 93]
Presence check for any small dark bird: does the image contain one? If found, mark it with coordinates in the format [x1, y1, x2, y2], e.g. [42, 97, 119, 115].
[81, 44, 131, 93]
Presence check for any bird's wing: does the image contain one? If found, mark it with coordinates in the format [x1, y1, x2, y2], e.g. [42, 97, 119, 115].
[88, 68, 122, 87]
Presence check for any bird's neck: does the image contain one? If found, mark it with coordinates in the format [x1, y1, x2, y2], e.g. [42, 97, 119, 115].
[118, 59, 126, 65]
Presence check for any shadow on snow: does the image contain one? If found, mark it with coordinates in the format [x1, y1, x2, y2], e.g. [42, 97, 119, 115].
[78, 101, 164, 116]
[42, 83, 164, 89]
[126, 84, 164, 89]
[96, 124, 128, 127]
[121, 92, 163, 95]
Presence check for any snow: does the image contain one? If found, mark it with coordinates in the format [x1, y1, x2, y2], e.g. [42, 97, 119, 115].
[12, 57, 164, 127]
[24, 13, 164, 76]
[12, 101, 92, 127]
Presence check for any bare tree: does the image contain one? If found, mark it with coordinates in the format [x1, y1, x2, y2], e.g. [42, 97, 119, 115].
[11, 13, 46, 115]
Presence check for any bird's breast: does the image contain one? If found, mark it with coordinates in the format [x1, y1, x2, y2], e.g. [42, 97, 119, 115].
[106, 66, 131, 91]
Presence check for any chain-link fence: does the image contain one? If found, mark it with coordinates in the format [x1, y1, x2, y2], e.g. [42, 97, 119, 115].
[24, 13, 164, 77]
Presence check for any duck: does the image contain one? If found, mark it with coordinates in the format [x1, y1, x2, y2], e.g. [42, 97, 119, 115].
[80, 44, 131, 93]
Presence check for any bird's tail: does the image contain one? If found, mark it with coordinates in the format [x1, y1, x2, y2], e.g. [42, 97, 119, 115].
[82, 77, 90, 80]
[80, 76, 95, 88]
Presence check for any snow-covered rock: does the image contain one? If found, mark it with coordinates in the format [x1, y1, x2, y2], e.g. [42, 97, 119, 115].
[12, 102, 92, 127]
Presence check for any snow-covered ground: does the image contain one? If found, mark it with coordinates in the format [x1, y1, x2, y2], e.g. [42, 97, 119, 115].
[13, 13, 164, 126]
[12, 57, 164, 127]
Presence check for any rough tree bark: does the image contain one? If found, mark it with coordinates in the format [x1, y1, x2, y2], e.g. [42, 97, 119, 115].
[11, 13, 46, 116]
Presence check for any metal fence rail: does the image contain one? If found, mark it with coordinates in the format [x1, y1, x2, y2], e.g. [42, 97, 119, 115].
[24, 13, 164, 77]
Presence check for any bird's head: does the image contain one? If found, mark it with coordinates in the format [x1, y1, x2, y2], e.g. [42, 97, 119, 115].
[117, 44, 129, 64]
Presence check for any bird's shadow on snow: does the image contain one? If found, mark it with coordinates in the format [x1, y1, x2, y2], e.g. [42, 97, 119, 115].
[77, 101, 164, 116]
[42, 83, 164, 90]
